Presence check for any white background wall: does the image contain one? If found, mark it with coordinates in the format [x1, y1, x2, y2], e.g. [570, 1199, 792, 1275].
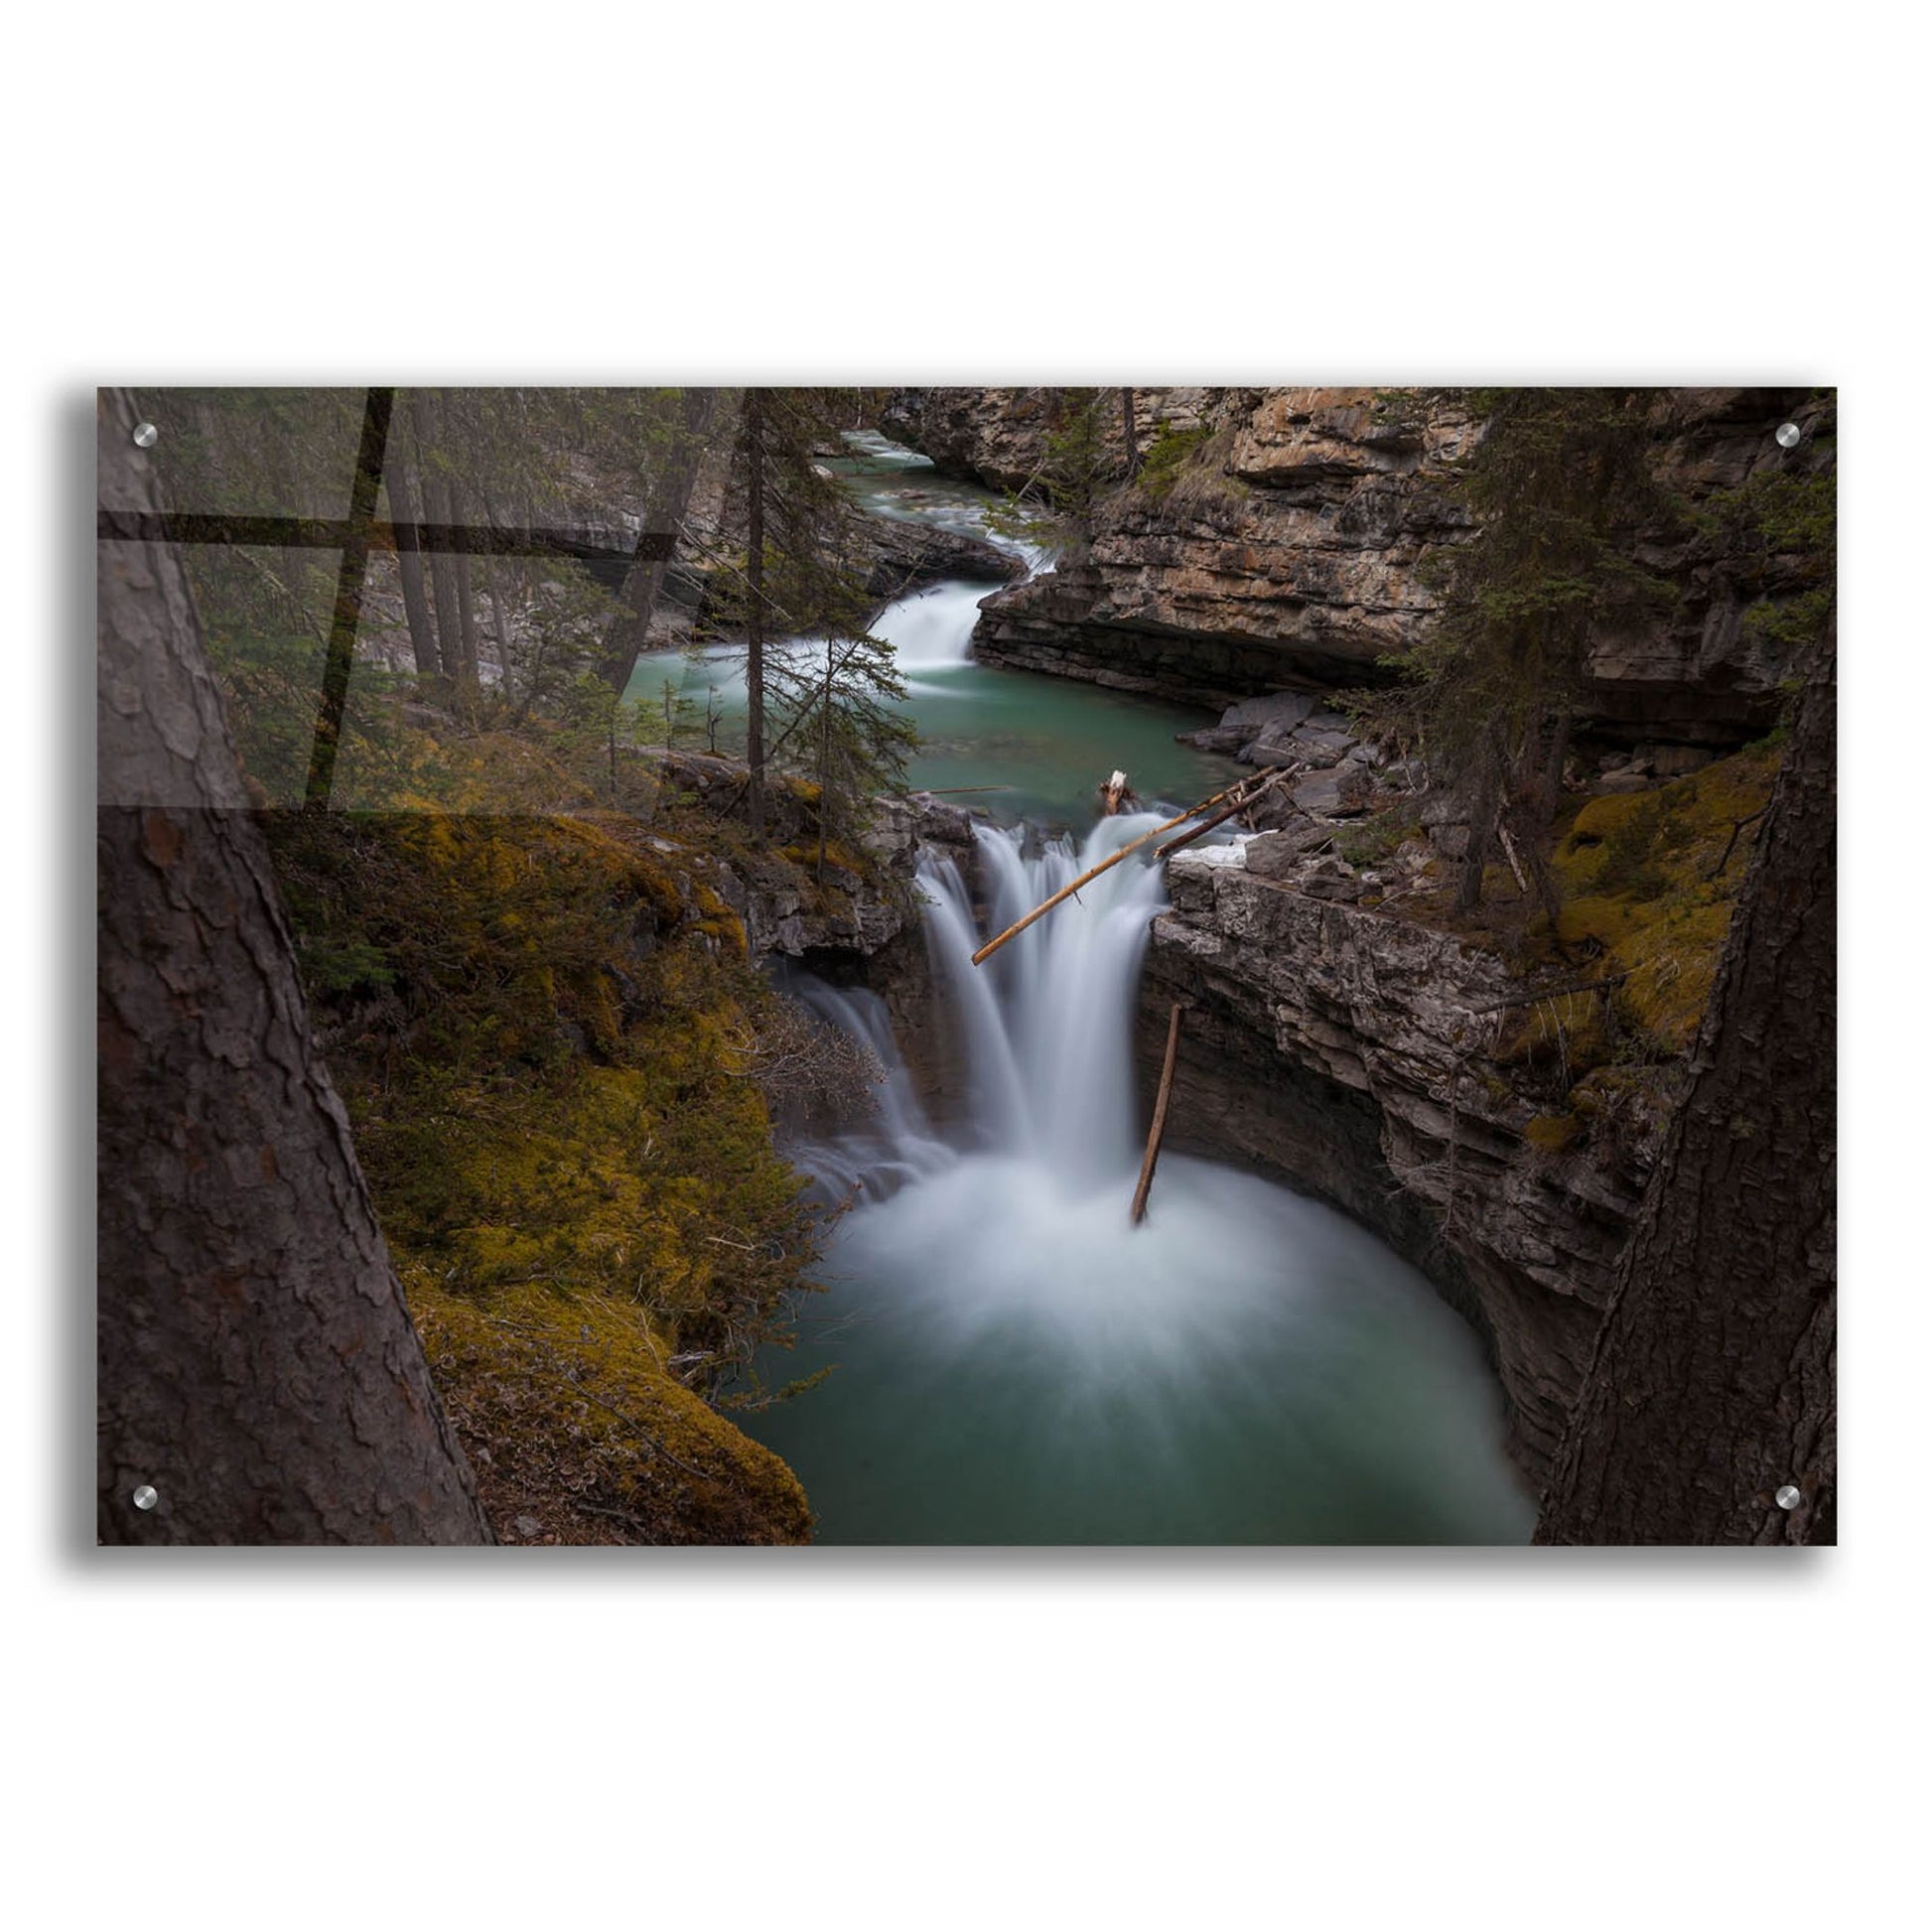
[8, 7, 1915, 1927]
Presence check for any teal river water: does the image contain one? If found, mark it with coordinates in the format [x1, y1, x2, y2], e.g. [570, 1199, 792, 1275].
[636, 436, 1533, 1544]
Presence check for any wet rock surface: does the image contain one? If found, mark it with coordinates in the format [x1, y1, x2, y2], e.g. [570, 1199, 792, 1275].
[1141, 836, 1668, 1480]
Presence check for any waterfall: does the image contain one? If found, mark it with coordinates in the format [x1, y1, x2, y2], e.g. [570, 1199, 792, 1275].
[761, 808, 1531, 1547]
[874, 580, 990, 673]
[800, 813, 1172, 1202]
[733, 428, 1534, 1541]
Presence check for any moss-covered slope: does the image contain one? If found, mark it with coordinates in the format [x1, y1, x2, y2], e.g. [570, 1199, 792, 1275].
[263, 798, 841, 1545]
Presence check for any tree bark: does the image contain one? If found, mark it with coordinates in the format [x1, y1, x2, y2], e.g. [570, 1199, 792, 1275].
[448, 474, 484, 693]
[383, 425, 443, 681]
[96, 386, 489, 1546]
[1535, 617, 1836, 1545]
[598, 387, 719, 694]
[1455, 756, 1503, 913]
[407, 390, 474, 703]
[1130, 1004, 1184, 1225]
[1121, 386, 1139, 477]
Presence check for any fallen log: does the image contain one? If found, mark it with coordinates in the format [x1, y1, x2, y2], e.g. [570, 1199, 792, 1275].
[1130, 1003, 1185, 1226]
[1153, 768, 1290, 859]
[970, 774, 1266, 967]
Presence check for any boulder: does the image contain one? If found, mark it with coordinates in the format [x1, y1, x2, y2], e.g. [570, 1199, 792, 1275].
[1244, 820, 1333, 878]
[1298, 859, 1366, 902]
[1291, 766, 1372, 817]
[1288, 725, 1358, 762]
[1222, 690, 1318, 737]
[1174, 725, 1248, 755]
[1241, 738, 1307, 769]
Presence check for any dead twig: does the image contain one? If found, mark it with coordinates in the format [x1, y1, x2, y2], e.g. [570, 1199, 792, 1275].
[1463, 970, 1630, 1017]
[1708, 805, 1769, 881]
[1496, 822, 1531, 895]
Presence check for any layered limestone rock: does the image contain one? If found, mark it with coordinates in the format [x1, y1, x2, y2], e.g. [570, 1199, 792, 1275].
[879, 387, 1219, 492]
[648, 755, 980, 965]
[882, 385, 1832, 743]
[1142, 837, 1670, 1480]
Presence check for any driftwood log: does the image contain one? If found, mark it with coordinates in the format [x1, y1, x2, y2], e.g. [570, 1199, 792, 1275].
[1130, 1003, 1185, 1225]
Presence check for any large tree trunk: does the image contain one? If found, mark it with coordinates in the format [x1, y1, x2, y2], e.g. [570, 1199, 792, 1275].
[95, 386, 489, 1546]
[598, 386, 719, 694]
[1536, 617, 1837, 1545]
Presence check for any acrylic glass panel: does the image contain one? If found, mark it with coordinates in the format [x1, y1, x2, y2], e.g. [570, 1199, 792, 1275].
[95, 384, 1837, 1548]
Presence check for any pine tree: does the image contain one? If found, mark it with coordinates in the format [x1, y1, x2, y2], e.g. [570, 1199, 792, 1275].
[1394, 388, 1673, 912]
[724, 388, 915, 841]
[985, 386, 1117, 559]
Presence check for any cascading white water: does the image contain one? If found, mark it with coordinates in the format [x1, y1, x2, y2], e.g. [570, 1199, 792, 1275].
[799, 814, 1169, 1197]
[716, 424, 1529, 1540]
[939, 815, 1170, 1183]
[756, 818, 1538, 1545]
[874, 580, 991, 675]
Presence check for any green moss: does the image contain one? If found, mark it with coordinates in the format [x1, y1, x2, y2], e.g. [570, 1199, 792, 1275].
[410, 1273, 811, 1545]
[1545, 745, 1780, 1056]
[1523, 1111, 1585, 1154]
[262, 805, 827, 1544]
[1334, 798, 1420, 870]
[777, 840, 867, 876]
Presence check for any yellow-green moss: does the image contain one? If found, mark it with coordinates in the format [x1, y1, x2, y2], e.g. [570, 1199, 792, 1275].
[263, 804, 827, 1545]
[409, 1272, 811, 1545]
[1522, 1110, 1586, 1154]
[692, 881, 750, 957]
[1493, 988, 1616, 1076]
[1548, 745, 1780, 1055]
[778, 839, 866, 875]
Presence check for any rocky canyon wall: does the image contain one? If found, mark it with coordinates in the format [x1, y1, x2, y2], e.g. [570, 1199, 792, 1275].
[1138, 842, 1669, 1480]
[869, 384, 1832, 1480]
[882, 385, 1833, 745]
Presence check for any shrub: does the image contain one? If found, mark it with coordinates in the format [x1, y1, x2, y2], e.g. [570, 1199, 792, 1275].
[1136, 419, 1218, 500]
